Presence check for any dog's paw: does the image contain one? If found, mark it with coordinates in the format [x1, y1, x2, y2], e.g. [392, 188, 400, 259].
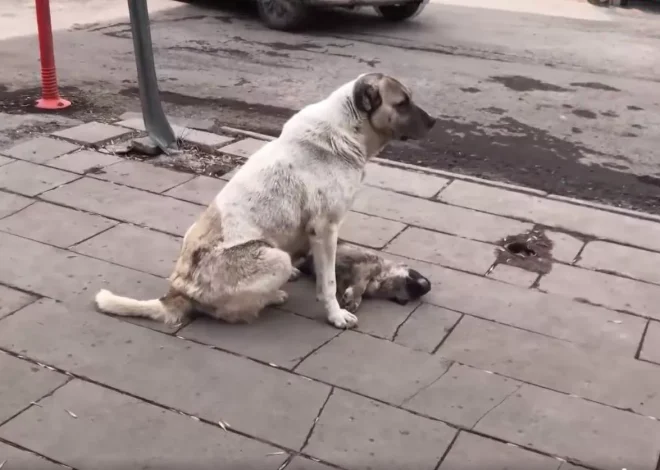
[340, 288, 362, 313]
[328, 309, 358, 329]
[269, 290, 289, 306]
[288, 267, 302, 282]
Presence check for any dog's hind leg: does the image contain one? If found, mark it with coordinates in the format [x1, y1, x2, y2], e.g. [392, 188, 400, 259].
[210, 244, 293, 323]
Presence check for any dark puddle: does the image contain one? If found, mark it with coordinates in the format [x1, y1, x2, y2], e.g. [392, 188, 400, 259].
[489, 75, 570, 93]
[495, 229, 553, 274]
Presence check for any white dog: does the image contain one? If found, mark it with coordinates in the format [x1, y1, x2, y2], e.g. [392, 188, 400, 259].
[95, 73, 436, 329]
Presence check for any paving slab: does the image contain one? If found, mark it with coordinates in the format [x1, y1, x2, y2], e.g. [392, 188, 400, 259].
[578, 240, 660, 285]
[0, 191, 32, 219]
[90, 159, 195, 193]
[402, 363, 521, 428]
[0, 441, 63, 470]
[0, 354, 68, 424]
[178, 309, 339, 369]
[640, 320, 660, 364]
[164, 175, 226, 205]
[0, 285, 37, 319]
[0, 231, 165, 306]
[475, 384, 660, 470]
[71, 223, 180, 278]
[0, 380, 287, 470]
[353, 298, 420, 339]
[339, 211, 405, 249]
[438, 180, 660, 253]
[438, 432, 562, 470]
[546, 230, 584, 263]
[540, 263, 660, 319]
[1, 137, 79, 163]
[218, 137, 267, 157]
[176, 127, 234, 151]
[304, 389, 456, 470]
[52, 122, 132, 145]
[353, 186, 532, 243]
[0, 160, 79, 196]
[438, 315, 660, 418]
[364, 162, 449, 198]
[296, 330, 452, 405]
[42, 177, 201, 236]
[0, 299, 330, 450]
[0, 201, 116, 248]
[219, 167, 239, 181]
[286, 457, 334, 470]
[393, 256, 644, 354]
[0, 155, 14, 166]
[385, 227, 496, 274]
[488, 264, 538, 287]
[44, 149, 122, 174]
[394, 303, 461, 352]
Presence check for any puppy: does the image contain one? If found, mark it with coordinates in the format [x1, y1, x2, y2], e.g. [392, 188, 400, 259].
[94, 73, 435, 329]
[295, 243, 432, 313]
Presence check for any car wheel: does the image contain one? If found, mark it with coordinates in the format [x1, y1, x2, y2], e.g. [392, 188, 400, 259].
[257, 0, 309, 30]
[375, 2, 424, 21]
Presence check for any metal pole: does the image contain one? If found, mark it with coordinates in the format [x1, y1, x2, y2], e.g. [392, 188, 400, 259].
[127, 0, 177, 152]
[34, 0, 70, 110]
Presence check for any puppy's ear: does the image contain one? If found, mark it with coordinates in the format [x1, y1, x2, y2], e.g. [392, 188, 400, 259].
[406, 269, 432, 298]
[353, 73, 383, 114]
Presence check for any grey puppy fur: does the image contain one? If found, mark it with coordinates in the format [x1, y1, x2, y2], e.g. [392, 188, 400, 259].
[294, 243, 432, 313]
[94, 72, 435, 329]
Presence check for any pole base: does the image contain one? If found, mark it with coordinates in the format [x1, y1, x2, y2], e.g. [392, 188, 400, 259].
[35, 97, 71, 110]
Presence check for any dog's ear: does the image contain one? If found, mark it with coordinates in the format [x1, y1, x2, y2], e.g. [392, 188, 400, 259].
[406, 269, 432, 298]
[353, 73, 384, 114]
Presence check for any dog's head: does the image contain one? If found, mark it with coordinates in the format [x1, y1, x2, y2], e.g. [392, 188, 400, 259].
[372, 264, 432, 305]
[352, 73, 436, 141]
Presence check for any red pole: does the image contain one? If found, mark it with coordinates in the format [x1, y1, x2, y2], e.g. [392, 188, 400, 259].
[34, 0, 70, 109]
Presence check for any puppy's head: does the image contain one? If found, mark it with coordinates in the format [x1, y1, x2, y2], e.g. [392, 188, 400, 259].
[352, 73, 436, 141]
[373, 264, 432, 306]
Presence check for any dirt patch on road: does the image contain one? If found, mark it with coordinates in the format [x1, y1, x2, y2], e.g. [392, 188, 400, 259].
[489, 75, 570, 93]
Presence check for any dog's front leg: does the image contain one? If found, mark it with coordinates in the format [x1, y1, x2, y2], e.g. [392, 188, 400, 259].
[310, 222, 358, 329]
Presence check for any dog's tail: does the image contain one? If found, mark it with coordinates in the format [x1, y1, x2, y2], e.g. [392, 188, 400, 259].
[94, 288, 193, 324]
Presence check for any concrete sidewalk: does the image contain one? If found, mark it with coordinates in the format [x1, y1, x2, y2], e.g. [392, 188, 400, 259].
[0, 113, 659, 470]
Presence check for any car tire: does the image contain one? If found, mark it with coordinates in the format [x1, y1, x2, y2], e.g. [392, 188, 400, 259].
[375, 2, 424, 21]
[257, 0, 309, 30]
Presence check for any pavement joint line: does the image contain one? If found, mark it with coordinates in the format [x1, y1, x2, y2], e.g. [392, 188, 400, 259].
[635, 320, 651, 360]
[299, 387, 334, 453]
[391, 301, 424, 342]
[432, 430, 462, 470]
[140, 313, 656, 421]
[1, 324, 654, 463]
[371, 157, 660, 223]
[0, 293, 42, 324]
[471, 382, 524, 431]
[65, 222, 121, 250]
[290, 329, 343, 372]
[0, 229, 169, 282]
[0, 198, 36, 222]
[0, 376, 74, 430]
[0, 436, 75, 470]
[431, 314, 465, 355]
[0, 346, 551, 467]
[400, 362, 454, 408]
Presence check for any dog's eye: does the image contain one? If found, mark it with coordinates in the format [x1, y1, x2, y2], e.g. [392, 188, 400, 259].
[395, 97, 410, 108]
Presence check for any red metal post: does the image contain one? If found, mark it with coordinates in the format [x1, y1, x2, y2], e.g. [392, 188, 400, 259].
[34, 0, 70, 109]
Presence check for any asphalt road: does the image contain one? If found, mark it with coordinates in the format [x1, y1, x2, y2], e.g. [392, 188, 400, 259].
[2, 0, 660, 213]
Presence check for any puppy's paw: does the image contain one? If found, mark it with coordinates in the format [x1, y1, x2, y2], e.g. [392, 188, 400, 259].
[340, 288, 362, 313]
[328, 309, 358, 329]
[268, 290, 289, 306]
[288, 267, 302, 282]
